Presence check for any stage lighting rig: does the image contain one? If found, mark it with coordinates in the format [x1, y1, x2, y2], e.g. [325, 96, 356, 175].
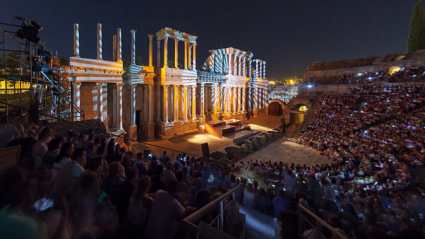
[14, 16, 43, 44]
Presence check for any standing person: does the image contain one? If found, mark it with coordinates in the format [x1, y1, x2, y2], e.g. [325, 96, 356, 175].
[52, 142, 74, 182]
[309, 175, 322, 207]
[145, 179, 184, 239]
[32, 127, 53, 168]
[273, 188, 288, 218]
[29, 92, 40, 125]
[284, 170, 296, 196]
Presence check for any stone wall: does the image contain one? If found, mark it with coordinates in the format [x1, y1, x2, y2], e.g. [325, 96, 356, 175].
[305, 49, 425, 80]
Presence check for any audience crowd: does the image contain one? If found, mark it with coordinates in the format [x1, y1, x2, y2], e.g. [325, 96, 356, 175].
[0, 82, 425, 239]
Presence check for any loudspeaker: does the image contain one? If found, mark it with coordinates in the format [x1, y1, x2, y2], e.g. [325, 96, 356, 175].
[201, 143, 210, 158]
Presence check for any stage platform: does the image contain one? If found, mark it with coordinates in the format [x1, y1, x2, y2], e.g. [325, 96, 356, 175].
[204, 119, 254, 142]
[224, 129, 260, 143]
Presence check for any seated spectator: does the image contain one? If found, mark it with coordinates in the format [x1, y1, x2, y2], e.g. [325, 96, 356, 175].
[134, 152, 147, 175]
[163, 161, 175, 184]
[52, 142, 74, 182]
[149, 165, 165, 193]
[183, 189, 213, 225]
[256, 188, 272, 215]
[242, 183, 256, 209]
[189, 178, 204, 207]
[145, 179, 184, 239]
[117, 167, 138, 223]
[127, 175, 154, 236]
[32, 127, 53, 168]
[41, 138, 61, 170]
[103, 161, 124, 205]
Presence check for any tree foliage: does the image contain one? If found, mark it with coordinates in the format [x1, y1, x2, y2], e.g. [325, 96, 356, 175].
[279, 76, 303, 85]
[407, 0, 425, 52]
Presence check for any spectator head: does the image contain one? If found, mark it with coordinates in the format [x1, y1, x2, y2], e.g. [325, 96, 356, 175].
[97, 146, 106, 157]
[136, 175, 151, 196]
[155, 165, 164, 178]
[166, 178, 178, 195]
[196, 177, 204, 189]
[196, 189, 212, 208]
[86, 143, 95, 154]
[93, 136, 100, 145]
[87, 156, 103, 173]
[165, 161, 173, 170]
[72, 148, 86, 167]
[162, 151, 167, 155]
[253, 181, 258, 189]
[47, 138, 61, 153]
[175, 170, 184, 182]
[56, 142, 74, 163]
[109, 162, 121, 177]
[287, 170, 293, 176]
[136, 152, 143, 160]
[126, 167, 138, 183]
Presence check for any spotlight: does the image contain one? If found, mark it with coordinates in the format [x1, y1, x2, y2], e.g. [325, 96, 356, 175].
[308, 85, 313, 88]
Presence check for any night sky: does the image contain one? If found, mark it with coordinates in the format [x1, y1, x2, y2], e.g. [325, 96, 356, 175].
[0, 0, 419, 80]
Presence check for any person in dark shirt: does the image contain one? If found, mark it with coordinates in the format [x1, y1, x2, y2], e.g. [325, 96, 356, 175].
[279, 201, 299, 239]
[41, 138, 61, 170]
[149, 165, 165, 193]
[103, 162, 124, 205]
[117, 167, 138, 223]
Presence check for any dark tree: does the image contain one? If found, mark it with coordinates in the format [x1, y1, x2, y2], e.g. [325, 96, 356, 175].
[407, 0, 425, 52]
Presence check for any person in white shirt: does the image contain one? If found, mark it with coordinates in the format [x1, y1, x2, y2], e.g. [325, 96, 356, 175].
[52, 142, 74, 182]
[32, 127, 53, 168]
[284, 170, 297, 196]
[162, 161, 175, 184]
[145, 179, 184, 239]
[242, 183, 256, 209]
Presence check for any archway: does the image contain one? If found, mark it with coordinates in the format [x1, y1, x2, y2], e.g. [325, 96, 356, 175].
[388, 66, 401, 75]
[267, 99, 285, 116]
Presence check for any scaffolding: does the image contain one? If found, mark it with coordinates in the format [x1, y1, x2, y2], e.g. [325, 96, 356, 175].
[0, 19, 83, 124]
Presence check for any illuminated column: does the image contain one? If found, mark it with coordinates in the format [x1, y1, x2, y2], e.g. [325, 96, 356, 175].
[263, 61, 266, 78]
[97, 23, 102, 60]
[200, 83, 205, 119]
[157, 39, 160, 68]
[233, 55, 237, 76]
[73, 24, 79, 57]
[242, 57, 246, 76]
[192, 43, 196, 70]
[254, 87, 258, 110]
[164, 36, 168, 68]
[192, 85, 197, 120]
[239, 57, 242, 76]
[255, 60, 259, 78]
[248, 60, 252, 78]
[148, 34, 153, 67]
[97, 83, 103, 119]
[117, 83, 123, 130]
[117, 28, 122, 62]
[209, 52, 215, 73]
[184, 41, 188, 69]
[174, 38, 178, 68]
[173, 85, 179, 122]
[113, 35, 117, 61]
[188, 44, 192, 70]
[213, 83, 219, 114]
[148, 85, 154, 123]
[163, 85, 169, 123]
[231, 87, 235, 113]
[130, 29, 136, 65]
[183, 86, 188, 121]
[242, 87, 246, 112]
[227, 87, 231, 112]
[71, 80, 81, 121]
[237, 87, 241, 112]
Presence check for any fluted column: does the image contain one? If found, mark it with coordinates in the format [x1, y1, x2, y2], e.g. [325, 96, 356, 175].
[200, 83, 205, 119]
[164, 36, 168, 68]
[192, 43, 196, 70]
[148, 85, 154, 123]
[237, 87, 241, 112]
[174, 38, 178, 68]
[255, 60, 259, 78]
[73, 24, 79, 57]
[231, 87, 236, 113]
[242, 87, 246, 112]
[130, 29, 136, 65]
[97, 23, 102, 60]
[173, 85, 179, 122]
[248, 60, 252, 78]
[192, 85, 197, 120]
[183, 85, 188, 122]
[239, 57, 242, 76]
[163, 85, 169, 123]
[148, 34, 153, 67]
[263, 62, 266, 78]
[117, 83, 123, 130]
[157, 39, 160, 68]
[213, 83, 219, 114]
[117, 28, 122, 62]
[184, 41, 188, 69]
[242, 57, 246, 76]
[233, 55, 237, 76]
[188, 44, 192, 70]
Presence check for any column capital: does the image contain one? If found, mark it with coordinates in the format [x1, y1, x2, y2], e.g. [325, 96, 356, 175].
[148, 34, 154, 39]
[117, 82, 124, 87]
[130, 29, 137, 34]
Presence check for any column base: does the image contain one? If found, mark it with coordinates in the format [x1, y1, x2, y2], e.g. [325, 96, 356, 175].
[148, 122, 155, 141]
[126, 124, 138, 143]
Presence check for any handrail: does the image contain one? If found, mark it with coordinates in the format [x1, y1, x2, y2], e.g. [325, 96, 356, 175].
[180, 185, 241, 237]
[298, 204, 349, 239]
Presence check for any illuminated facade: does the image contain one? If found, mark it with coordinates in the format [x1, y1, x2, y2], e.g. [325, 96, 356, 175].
[69, 24, 268, 142]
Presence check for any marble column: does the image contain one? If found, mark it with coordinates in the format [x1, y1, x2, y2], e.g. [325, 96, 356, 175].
[148, 34, 153, 67]
[183, 85, 188, 122]
[184, 41, 188, 69]
[113, 35, 117, 61]
[97, 23, 102, 60]
[130, 29, 136, 65]
[239, 57, 242, 76]
[148, 85, 154, 140]
[237, 87, 241, 112]
[174, 38, 178, 68]
[242, 87, 246, 112]
[117, 28, 122, 62]
[123, 82, 136, 140]
[200, 83, 205, 120]
[231, 87, 236, 113]
[71, 81, 81, 121]
[117, 83, 123, 130]
[255, 60, 259, 78]
[242, 57, 246, 76]
[192, 43, 196, 70]
[157, 39, 160, 68]
[173, 85, 179, 122]
[188, 44, 192, 70]
[164, 36, 168, 68]
[97, 83, 103, 119]
[192, 85, 197, 120]
[73, 24, 79, 57]
[233, 55, 237, 76]
[263, 62, 266, 79]
[248, 60, 252, 78]
[213, 83, 219, 114]
[163, 85, 169, 123]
